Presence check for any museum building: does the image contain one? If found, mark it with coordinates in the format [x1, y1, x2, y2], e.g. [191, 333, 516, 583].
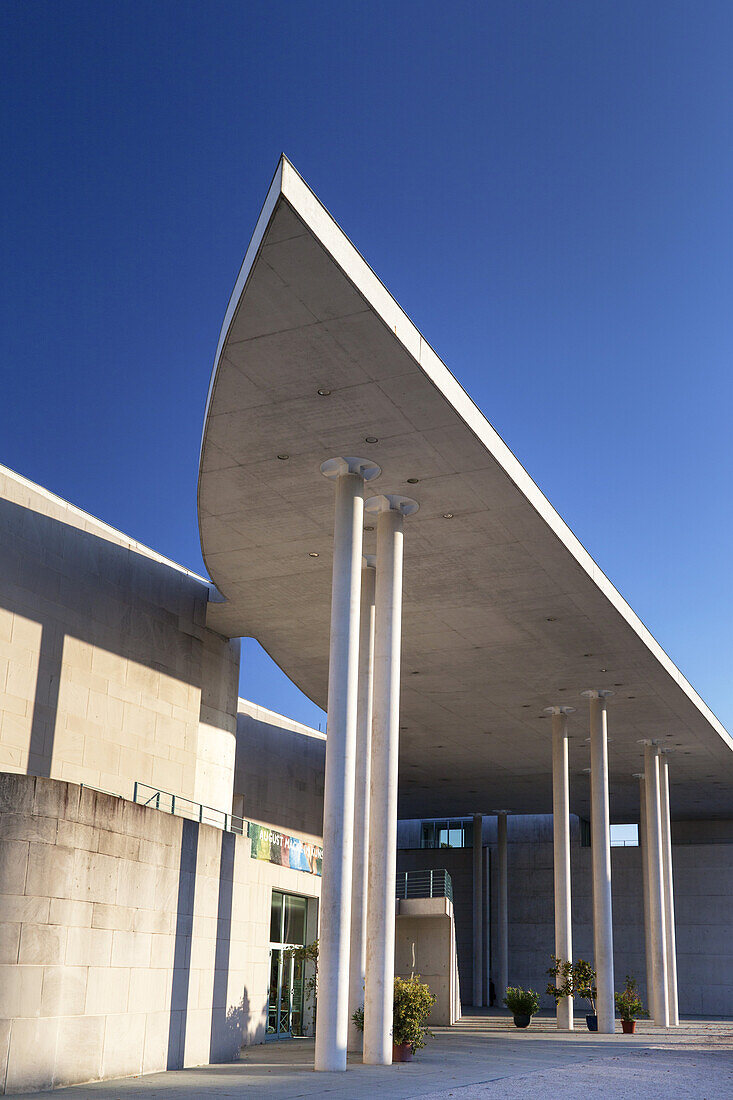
[1, 157, 732, 1092]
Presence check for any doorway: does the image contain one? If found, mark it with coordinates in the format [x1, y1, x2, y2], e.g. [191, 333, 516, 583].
[267, 891, 308, 1039]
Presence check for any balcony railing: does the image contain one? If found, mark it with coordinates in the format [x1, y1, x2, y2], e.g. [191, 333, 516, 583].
[396, 868, 453, 903]
[132, 781, 246, 835]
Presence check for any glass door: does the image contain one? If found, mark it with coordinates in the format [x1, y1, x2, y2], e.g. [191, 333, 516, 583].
[267, 891, 308, 1039]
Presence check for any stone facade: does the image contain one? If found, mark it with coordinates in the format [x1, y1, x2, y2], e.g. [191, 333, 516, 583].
[0, 465, 239, 813]
[0, 773, 321, 1093]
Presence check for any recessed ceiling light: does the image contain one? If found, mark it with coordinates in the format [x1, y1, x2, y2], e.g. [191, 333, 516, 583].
[411, 670, 420, 675]
[584, 653, 593, 658]
[522, 704, 531, 708]
[546, 616, 557, 622]
[317, 388, 331, 396]
[364, 525, 374, 531]
[365, 436, 378, 444]
[407, 478, 419, 484]
[277, 453, 289, 460]
[614, 683, 623, 687]
[308, 552, 320, 558]
[600, 668, 607, 673]
[442, 512, 454, 519]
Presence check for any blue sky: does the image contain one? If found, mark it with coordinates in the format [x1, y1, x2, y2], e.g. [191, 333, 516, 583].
[2, 1, 731, 731]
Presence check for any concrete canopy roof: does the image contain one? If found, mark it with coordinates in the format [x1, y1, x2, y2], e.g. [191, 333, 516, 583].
[199, 156, 732, 822]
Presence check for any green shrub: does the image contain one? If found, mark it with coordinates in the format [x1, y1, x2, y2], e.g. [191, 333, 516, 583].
[352, 975, 436, 1051]
[503, 987, 540, 1016]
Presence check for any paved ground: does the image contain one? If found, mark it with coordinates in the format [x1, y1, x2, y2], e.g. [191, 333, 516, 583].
[7, 1011, 733, 1099]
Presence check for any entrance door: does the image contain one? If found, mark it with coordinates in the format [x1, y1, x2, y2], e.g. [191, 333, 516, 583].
[267, 891, 308, 1039]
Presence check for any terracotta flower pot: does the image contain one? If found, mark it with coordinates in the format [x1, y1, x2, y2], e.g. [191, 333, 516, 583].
[392, 1041, 413, 1062]
[621, 1019, 636, 1034]
[513, 1014, 531, 1028]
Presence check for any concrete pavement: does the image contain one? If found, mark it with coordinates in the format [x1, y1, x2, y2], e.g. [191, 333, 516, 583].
[6, 1011, 733, 1099]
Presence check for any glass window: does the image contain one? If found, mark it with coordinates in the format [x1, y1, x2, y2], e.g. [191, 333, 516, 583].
[270, 891, 283, 942]
[420, 818, 473, 848]
[283, 894, 307, 946]
[610, 824, 639, 847]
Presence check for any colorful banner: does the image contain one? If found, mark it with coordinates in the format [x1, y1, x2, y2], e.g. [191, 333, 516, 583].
[247, 822, 323, 876]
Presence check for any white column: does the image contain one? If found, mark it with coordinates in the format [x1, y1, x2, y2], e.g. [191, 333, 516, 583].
[546, 706, 575, 1030]
[634, 772, 654, 1017]
[495, 811, 509, 1000]
[582, 689, 615, 1034]
[483, 844, 491, 1006]
[660, 752, 679, 1025]
[315, 457, 380, 1073]
[472, 813, 483, 1007]
[347, 557, 376, 1051]
[642, 740, 669, 1027]
[363, 494, 418, 1066]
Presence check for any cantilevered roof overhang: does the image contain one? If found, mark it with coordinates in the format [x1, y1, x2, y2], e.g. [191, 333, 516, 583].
[198, 156, 733, 822]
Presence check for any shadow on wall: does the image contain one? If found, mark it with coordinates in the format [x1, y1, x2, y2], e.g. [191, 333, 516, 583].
[0, 496, 237, 782]
[168, 818, 200, 1068]
[210, 831, 243, 1062]
[167, 821, 252, 1070]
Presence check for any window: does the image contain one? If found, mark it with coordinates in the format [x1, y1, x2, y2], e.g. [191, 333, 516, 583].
[421, 818, 474, 848]
[610, 823, 638, 847]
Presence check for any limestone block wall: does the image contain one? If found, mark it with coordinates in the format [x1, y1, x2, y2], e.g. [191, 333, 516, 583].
[0, 773, 321, 1094]
[0, 465, 239, 812]
[233, 700, 325, 843]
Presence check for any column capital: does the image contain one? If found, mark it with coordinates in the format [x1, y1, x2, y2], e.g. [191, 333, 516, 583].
[632, 772, 645, 780]
[544, 705, 576, 715]
[637, 738, 661, 747]
[491, 808, 511, 815]
[365, 493, 419, 517]
[581, 688, 615, 700]
[320, 456, 381, 481]
[363, 554, 377, 570]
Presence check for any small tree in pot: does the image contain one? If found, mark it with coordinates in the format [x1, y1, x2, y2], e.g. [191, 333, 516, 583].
[352, 975, 436, 1062]
[571, 959, 598, 1031]
[546, 954, 573, 1007]
[615, 974, 648, 1034]
[503, 986, 540, 1028]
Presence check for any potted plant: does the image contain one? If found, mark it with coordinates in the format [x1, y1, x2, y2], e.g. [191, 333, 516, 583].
[615, 974, 648, 1034]
[571, 959, 598, 1031]
[546, 954, 573, 1009]
[352, 975, 436, 1062]
[503, 986, 540, 1028]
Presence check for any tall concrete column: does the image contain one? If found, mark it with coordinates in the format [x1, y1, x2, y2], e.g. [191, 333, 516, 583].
[546, 705, 575, 1030]
[660, 752, 679, 1026]
[483, 844, 491, 1005]
[495, 810, 509, 1000]
[634, 772, 654, 1016]
[315, 457, 380, 1073]
[348, 556, 377, 1051]
[472, 813, 483, 1007]
[642, 740, 669, 1027]
[363, 493, 418, 1066]
[581, 689, 615, 1034]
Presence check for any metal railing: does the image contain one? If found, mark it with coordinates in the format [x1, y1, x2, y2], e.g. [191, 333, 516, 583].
[132, 781, 246, 835]
[396, 868, 453, 903]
